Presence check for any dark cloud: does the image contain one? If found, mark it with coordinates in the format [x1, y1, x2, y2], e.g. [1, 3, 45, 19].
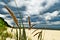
[1, 0, 13, 4]
[40, 3, 60, 15]
[48, 16, 60, 22]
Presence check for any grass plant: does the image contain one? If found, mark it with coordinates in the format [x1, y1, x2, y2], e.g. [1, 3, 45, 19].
[4, 5, 27, 40]
[4, 5, 44, 40]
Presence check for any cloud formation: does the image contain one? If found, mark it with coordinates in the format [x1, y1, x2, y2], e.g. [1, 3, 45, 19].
[0, 0, 60, 26]
[7, 0, 59, 15]
[43, 11, 59, 20]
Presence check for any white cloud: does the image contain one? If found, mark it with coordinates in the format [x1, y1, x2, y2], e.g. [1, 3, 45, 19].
[43, 11, 59, 20]
[50, 21, 60, 24]
[7, 0, 59, 16]
[8, 0, 25, 7]
[24, 0, 46, 16]
[0, 2, 6, 5]
[2, 8, 9, 13]
[0, 14, 6, 18]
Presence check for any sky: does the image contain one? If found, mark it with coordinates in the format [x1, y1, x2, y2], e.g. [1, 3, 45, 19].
[0, 0, 60, 28]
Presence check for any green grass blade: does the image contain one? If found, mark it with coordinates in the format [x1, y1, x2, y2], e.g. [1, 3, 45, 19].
[22, 25, 27, 40]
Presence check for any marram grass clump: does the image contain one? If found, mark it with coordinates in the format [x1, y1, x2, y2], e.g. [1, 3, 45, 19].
[4, 5, 27, 40]
[4, 5, 44, 40]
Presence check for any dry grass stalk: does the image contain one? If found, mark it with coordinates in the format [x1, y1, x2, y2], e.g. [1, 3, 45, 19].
[4, 5, 19, 26]
[33, 32, 40, 37]
[32, 30, 43, 40]
[38, 31, 42, 40]
[28, 16, 32, 30]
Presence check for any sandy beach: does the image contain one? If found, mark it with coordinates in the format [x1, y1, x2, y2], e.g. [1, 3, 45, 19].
[25, 29, 60, 40]
[7, 28, 60, 40]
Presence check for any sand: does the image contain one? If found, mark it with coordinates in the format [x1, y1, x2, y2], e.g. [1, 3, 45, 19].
[24, 29, 60, 40]
[7, 28, 60, 40]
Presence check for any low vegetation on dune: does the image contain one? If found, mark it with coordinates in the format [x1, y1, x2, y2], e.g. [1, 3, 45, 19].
[0, 17, 13, 40]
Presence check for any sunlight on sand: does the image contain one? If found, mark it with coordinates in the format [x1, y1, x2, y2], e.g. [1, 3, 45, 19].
[7, 28, 60, 40]
[25, 29, 60, 40]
